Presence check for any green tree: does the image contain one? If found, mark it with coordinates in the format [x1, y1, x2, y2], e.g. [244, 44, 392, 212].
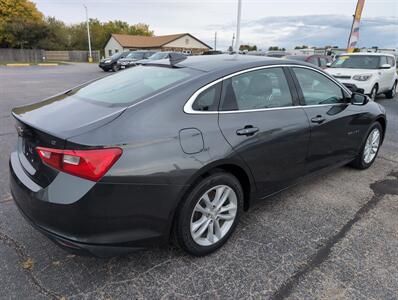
[38, 17, 70, 50]
[0, 0, 44, 47]
[294, 45, 309, 49]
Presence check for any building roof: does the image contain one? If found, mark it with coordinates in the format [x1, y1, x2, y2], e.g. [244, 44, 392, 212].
[111, 33, 211, 49]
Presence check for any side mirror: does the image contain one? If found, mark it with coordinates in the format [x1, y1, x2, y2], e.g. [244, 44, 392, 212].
[380, 63, 391, 69]
[326, 62, 332, 67]
[351, 93, 368, 105]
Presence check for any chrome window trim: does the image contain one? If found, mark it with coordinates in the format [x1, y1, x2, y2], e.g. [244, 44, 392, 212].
[183, 64, 352, 115]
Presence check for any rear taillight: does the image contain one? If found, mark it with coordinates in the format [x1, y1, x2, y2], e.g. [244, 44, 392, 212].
[36, 147, 122, 181]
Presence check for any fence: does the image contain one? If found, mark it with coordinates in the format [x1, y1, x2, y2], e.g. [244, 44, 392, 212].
[44, 50, 100, 62]
[0, 49, 100, 62]
[0, 48, 44, 62]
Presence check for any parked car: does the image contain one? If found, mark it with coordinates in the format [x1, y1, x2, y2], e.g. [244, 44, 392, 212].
[284, 55, 333, 69]
[99, 51, 130, 72]
[325, 53, 397, 100]
[10, 55, 386, 257]
[117, 50, 156, 69]
[134, 51, 181, 65]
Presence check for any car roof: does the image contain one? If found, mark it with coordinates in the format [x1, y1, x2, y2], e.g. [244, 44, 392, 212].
[339, 52, 395, 57]
[144, 54, 308, 72]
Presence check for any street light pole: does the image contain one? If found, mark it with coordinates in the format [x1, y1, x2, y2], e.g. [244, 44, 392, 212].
[214, 32, 217, 51]
[83, 4, 92, 62]
[234, 0, 242, 53]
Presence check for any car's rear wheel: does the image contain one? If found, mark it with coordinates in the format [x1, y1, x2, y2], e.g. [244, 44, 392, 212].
[369, 84, 378, 100]
[350, 122, 382, 169]
[175, 172, 243, 256]
[385, 81, 397, 99]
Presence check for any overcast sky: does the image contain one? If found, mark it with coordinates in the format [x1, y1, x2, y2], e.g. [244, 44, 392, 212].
[33, 0, 398, 50]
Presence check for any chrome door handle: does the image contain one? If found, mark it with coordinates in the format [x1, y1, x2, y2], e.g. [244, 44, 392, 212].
[311, 115, 326, 124]
[236, 126, 259, 136]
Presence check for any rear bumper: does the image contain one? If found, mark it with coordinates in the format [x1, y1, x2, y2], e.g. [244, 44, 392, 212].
[9, 151, 184, 257]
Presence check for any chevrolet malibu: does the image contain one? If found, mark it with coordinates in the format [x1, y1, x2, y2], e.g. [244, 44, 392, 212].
[10, 55, 386, 257]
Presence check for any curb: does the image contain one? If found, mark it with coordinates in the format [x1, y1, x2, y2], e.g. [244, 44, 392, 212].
[6, 63, 30, 67]
[38, 63, 59, 66]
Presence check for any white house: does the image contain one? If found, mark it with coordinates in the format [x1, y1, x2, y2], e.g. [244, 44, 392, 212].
[104, 33, 211, 57]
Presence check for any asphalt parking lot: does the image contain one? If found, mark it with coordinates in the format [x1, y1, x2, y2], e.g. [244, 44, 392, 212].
[0, 63, 397, 299]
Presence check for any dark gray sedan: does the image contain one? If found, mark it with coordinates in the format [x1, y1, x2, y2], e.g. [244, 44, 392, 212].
[9, 55, 386, 257]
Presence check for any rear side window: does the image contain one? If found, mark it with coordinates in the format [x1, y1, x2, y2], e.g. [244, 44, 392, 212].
[293, 67, 344, 105]
[71, 66, 196, 106]
[220, 67, 293, 111]
[192, 82, 221, 111]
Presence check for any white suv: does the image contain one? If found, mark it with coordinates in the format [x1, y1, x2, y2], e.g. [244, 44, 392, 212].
[325, 53, 397, 100]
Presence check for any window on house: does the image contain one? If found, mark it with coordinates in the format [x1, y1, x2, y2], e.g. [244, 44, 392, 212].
[108, 49, 112, 56]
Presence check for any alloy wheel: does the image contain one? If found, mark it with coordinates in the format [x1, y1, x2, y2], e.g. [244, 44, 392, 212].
[363, 128, 380, 164]
[190, 185, 237, 246]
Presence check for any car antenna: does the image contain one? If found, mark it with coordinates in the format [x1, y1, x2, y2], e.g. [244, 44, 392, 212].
[169, 53, 187, 67]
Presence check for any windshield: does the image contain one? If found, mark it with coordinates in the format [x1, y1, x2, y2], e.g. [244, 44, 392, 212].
[126, 52, 145, 59]
[110, 52, 122, 60]
[148, 52, 170, 60]
[331, 55, 380, 69]
[69, 66, 198, 106]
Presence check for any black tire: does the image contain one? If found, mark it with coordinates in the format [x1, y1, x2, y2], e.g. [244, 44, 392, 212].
[369, 84, 378, 101]
[350, 122, 383, 169]
[112, 64, 119, 72]
[385, 81, 397, 99]
[175, 172, 243, 256]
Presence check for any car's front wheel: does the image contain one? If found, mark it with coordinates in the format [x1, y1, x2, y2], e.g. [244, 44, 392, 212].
[385, 81, 397, 99]
[369, 84, 378, 100]
[112, 64, 119, 72]
[350, 122, 382, 169]
[175, 172, 243, 256]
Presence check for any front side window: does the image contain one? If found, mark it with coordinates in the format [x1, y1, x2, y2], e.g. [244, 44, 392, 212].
[380, 56, 388, 66]
[69, 66, 197, 106]
[220, 67, 293, 111]
[192, 82, 222, 111]
[387, 56, 395, 67]
[293, 67, 344, 105]
[126, 52, 145, 59]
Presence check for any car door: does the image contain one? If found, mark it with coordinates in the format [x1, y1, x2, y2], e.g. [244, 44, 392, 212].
[290, 66, 366, 173]
[378, 56, 391, 92]
[218, 66, 310, 196]
[384, 56, 397, 91]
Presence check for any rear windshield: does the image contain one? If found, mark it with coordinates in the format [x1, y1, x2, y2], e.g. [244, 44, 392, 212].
[69, 66, 197, 106]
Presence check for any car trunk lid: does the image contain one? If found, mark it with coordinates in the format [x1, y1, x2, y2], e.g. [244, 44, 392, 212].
[12, 92, 126, 187]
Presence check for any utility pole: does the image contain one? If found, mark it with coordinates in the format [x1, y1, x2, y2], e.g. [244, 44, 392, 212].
[83, 4, 93, 62]
[234, 0, 242, 53]
[231, 33, 235, 53]
[214, 32, 217, 51]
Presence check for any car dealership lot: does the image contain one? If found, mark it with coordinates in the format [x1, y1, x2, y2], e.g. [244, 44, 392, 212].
[0, 63, 397, 299]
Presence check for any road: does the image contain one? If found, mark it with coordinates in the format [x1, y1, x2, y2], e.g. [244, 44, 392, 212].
[0, 63, 397, 299]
